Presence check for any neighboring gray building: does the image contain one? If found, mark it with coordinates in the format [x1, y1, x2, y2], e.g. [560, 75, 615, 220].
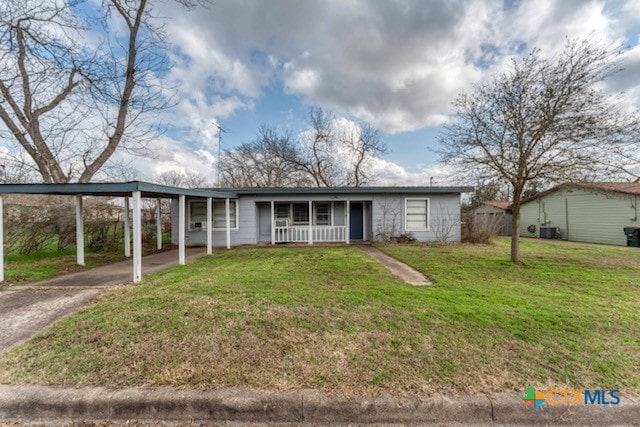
[471, 201, 513, 236]
[171, 186, 473, 246]
[519, 182, 640, 246]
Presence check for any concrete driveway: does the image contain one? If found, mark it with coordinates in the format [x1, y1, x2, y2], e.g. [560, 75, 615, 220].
[0, 247, 207, 355]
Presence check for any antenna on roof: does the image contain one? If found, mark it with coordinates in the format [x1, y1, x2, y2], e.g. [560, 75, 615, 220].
[213, 123, 228, 187]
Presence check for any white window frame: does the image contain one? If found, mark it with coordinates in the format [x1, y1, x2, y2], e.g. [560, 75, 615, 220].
[404, 198, 430, 231]
[313, 201, 332, 226]
[188, 199, 239, 231]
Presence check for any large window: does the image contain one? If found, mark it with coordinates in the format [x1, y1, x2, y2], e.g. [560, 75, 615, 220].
[405, 198, 429, 231]
[292, 203, 309, 225]
[275, 203, 290, 219]
[189, 200, 238, 230]
[314, 202, 331, 225]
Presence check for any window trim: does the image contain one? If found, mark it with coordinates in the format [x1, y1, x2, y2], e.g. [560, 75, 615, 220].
[404, 197, 430, 232]
[188, 199, 239, 231]
[314, 201, 332, 226]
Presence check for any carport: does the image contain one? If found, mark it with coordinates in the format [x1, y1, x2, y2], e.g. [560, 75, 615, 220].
[0, 181, 237, 283]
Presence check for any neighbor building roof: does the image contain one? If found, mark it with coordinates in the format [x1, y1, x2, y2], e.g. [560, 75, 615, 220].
[482, 200, 513, 210]
[522, 182, 640, 203]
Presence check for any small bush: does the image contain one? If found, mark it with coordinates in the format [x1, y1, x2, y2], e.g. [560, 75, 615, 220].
[461, 213, 501, 244]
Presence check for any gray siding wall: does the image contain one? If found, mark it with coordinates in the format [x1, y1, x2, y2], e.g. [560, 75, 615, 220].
[371, 193, 462, 242]
[519, 188, 639, 246]
[172, 192, 463, 246]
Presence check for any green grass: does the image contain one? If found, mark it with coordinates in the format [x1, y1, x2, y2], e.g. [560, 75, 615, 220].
[0, 238, 637, 398]
[2, 247, 126, 286]
[1, 232, 174, 287]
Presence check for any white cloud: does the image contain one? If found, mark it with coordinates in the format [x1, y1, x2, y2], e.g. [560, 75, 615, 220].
[156, 0, 640, 135]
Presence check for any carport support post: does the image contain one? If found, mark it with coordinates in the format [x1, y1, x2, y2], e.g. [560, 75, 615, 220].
[156, 198, 162, 250]
[75, 195, 85, 266]
[132, 191, 142, 283]
[178, 195, 186, 265]
[206, 197, 212, 254]
[0, 196, 4, 282]
[346, 200, 350, 244]
[225, 198, 231, 249]
[123, 197, 130, 257]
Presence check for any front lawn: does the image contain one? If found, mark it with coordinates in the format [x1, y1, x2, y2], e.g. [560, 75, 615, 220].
[0, 239, 637, 397]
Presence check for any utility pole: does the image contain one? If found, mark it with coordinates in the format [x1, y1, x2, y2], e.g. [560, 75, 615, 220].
[213, 123, 227, 187]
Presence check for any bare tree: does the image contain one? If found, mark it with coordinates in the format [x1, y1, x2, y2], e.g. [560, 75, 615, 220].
[0, 0, 198, 183]
[439, 39, 639, 262]
[220, 126, 309, 187]
[221, 107, 386, 188]
[156, 170, 210, 189]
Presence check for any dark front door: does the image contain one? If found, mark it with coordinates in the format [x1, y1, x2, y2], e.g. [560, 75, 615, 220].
[350, 203, 363, 240]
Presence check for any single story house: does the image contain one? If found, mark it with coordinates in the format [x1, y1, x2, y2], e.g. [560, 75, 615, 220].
[519, 182, 640, 246]
[171, 186, 473, 246]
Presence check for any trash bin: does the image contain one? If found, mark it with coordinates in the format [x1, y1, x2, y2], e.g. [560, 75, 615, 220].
[623, 227, 640, 247]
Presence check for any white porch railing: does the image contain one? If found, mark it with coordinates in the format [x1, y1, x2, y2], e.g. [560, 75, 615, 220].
[274, 225, 347, 243]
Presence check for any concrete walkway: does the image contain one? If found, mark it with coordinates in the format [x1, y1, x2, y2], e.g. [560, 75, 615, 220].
[0, 385, 638, 425]
[358, 245, 432, 285]
[0, 248, 207, 355]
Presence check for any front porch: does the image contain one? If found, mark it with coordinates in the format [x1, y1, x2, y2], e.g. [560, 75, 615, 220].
[258, 200, 371, 244]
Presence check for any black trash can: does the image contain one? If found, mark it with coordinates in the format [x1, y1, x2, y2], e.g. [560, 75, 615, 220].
[623, 227, 640, 247]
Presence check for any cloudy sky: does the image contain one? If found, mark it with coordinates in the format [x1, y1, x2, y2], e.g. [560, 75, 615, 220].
[127, 0, 640, 184]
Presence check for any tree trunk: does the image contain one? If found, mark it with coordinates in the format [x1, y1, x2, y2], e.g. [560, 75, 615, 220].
[510, 185, 524, 263]
[510, 204, 520, 263]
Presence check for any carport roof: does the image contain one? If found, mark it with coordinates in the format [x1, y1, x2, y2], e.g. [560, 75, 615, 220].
[0, 181, 237, 199]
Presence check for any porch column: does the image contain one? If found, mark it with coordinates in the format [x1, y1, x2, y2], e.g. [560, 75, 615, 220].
[178, 195, 186, 265]
[363, 202, 367, 241]
[225, 198, 231, 249]
[308, 200, 313, 244]
[75, 195, 85, 266]
[270, 200, 275, 244]
[0, 196, 4, 282]
[206, 197, 213, 254]
[132, 191, 142, 283]
[156, 198, 162, 250]
[123, 197, 130, 257]
[346, 200, 350, 244]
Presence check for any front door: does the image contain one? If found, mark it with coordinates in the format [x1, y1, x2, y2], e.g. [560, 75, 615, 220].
[350, 203, 364, 240]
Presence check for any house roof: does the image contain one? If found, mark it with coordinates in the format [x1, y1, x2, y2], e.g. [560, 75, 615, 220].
[482, 200, 513, 210]
[0, 181, 237, 199]
[209, 186, 474, 195]
[522, 182, 640, 203]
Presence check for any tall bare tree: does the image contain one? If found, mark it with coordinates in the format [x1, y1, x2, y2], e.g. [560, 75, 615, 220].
[0, 0, 198, 183]
[439, 39, 639, 262]
[220, 125, 308, 187]
[221, 107, 386, 188]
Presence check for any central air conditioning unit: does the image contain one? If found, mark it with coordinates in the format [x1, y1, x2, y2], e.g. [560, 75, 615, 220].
[275, 219, 289, 227]
[539, 226, 560, 239]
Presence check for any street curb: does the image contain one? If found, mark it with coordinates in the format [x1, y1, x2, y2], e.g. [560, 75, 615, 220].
[0, 385, 638, 425]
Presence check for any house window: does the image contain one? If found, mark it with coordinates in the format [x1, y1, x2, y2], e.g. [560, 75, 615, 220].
[405, 198, 429, 231]
[275, 203, 290, 219]
[188, 200, 238, 230]
[292, 203, 309, 225]
[213, 200, 238, 229]
[189, 201, 207, 230]
[314, 202, 331, 225]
